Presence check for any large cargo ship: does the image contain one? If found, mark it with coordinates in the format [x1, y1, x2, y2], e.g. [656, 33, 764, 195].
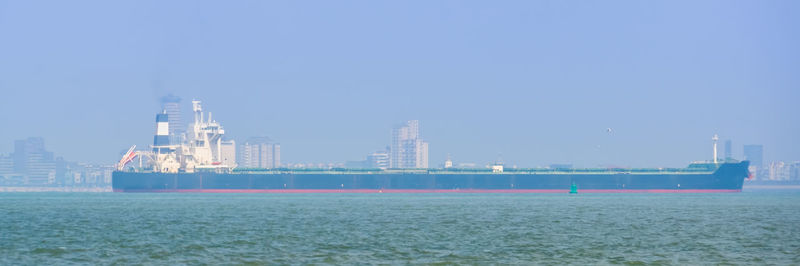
[113, 161, 748, 193]
[112, 99, 749, 193]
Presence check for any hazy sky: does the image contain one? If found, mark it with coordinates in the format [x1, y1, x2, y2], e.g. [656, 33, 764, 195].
[0, 0, 798, 167]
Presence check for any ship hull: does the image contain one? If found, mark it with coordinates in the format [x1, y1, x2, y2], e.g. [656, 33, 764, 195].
[113, 162, 748, 193]
[112, 188, 741, 193]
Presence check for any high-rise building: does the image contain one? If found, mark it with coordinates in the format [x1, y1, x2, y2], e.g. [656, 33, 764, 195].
[390, 120, 429, 168]
[0, 154, 13, 176]
[238, 143, 257, 168]
[790, 162, 800, 181]
[12, 137, 56, 185]
[367, 150, 390, 169]
[0, 154, 23, 186]
[160, 94, 184, 144]
[70, 163, 114, 186]
[272, 144, 281, 168]
[767, 161, 791, 181]
[743, 145, 763, 167]
[724, 139, 732, 159]
[237, 137, 281, 169]
[219, 139, 236, 167]
[743, 144, 764, 180]
[417, 141, 429, 168]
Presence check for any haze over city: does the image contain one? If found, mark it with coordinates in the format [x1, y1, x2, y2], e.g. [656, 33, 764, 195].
[0, 0, 798, 168]
[3, 1, 800, 265]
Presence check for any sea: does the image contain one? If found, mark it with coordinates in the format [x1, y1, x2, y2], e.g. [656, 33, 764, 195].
[1, 191, 799, 265]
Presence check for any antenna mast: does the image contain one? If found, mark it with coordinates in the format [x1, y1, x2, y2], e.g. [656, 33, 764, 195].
[712, 134, 719, 164]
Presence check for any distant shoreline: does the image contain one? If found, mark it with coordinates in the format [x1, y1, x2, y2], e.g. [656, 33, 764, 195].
[0, 187, 112, 192]
[1, 186, 798, 192]
[743, 185, 800, 190]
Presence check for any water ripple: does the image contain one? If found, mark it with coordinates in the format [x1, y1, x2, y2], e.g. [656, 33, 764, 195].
[1, 192, 799, 264]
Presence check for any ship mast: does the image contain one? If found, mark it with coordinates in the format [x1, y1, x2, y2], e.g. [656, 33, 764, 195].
[712, 134, 719, 164]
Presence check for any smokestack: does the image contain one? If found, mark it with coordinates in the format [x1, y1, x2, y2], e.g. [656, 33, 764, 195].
[154, 112, 170, 149]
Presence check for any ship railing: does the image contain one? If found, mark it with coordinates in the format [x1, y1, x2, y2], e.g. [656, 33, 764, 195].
[227, 167, 715, 175]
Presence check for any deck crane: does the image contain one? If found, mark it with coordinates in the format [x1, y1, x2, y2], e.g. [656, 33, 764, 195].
[117, 145, 138, 171]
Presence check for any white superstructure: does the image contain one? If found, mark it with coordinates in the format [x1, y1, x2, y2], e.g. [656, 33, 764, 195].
[120, 99, 236, 173]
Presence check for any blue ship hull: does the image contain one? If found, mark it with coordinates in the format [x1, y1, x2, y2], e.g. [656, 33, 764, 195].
[113, 161, 749, 193]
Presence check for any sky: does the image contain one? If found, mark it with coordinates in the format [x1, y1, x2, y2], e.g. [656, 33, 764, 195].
[0, 0, 798, 168]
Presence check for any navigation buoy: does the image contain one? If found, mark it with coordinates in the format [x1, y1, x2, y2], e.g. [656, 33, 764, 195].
[569, 183, 578, 194]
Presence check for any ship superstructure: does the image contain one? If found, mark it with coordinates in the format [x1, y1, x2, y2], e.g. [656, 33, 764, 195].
[117, 100, 234, 173]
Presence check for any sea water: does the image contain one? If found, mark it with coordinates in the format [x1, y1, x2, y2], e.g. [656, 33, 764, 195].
[1, 192, 799, 264]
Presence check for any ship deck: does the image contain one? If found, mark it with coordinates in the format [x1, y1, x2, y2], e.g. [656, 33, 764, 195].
[226, 167, 717, 175]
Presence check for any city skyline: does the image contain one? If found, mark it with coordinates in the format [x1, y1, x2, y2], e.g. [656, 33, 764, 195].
[1, 1, 798, 167]
[0, 132, 794, 170]
[0, 91, 793, 169]
[0, 137, 112, 187]
[0, 102, 795, 168]
[2, 135, 799, 187]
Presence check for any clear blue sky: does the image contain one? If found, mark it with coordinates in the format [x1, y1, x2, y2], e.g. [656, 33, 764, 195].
[0, 0, 797, 167]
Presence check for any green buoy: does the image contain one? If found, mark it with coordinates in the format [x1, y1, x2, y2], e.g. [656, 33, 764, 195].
[569, 182, 578, 194]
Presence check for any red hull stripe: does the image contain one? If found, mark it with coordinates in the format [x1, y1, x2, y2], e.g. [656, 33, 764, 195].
[113, 189, 741, 193]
